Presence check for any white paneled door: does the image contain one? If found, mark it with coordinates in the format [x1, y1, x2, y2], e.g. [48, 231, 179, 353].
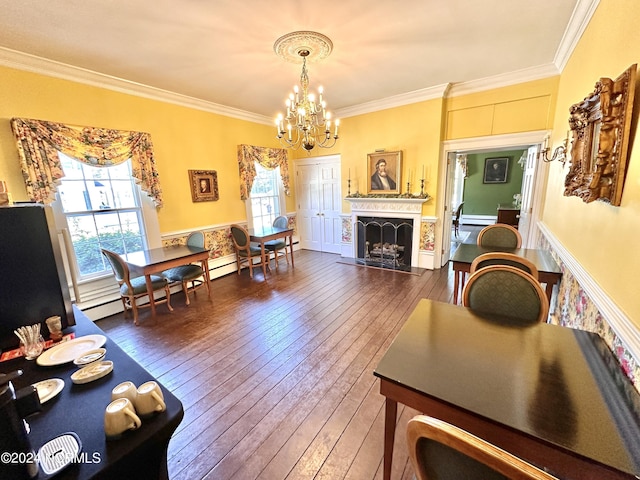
[296, 155, 342, 254]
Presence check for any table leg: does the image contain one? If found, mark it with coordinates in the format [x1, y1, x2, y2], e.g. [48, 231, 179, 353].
[289, 234, 294, 267]
[383, 398, 398, 480]
[260, 243, 268, 276]
[202, 260, 211, 297]
[453, 268, 460, 304]
[544, 282, 553, 305]
[145, 275, 156, 316]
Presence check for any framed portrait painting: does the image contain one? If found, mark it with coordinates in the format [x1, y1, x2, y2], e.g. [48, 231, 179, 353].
[367, 151, 402, 194]
[189, 169, 219, 202]
[483, 157, 509, 184]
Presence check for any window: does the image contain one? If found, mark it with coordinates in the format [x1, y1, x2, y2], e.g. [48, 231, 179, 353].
[55, 153, 146, 280]
[248, 162, 284, 230]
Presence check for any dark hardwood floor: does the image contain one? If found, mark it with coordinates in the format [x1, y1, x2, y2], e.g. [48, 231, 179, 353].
[98, 249, 457, 480]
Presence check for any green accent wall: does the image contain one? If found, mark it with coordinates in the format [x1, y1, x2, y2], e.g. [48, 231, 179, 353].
[463, 149, 525, 216]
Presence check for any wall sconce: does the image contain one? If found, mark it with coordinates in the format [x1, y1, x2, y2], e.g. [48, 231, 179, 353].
[538, 131, 570, 167]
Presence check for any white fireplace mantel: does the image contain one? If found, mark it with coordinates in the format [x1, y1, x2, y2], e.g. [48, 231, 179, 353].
[345, 197, 428, 215]
[345, 197, 430, 269]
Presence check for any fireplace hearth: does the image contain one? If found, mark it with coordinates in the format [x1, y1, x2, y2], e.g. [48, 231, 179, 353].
[356, 216, 413, 271]
[345, 197, 430, 272]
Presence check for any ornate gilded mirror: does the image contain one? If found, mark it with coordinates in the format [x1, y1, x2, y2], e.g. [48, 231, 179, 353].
[564, 64, 637, 206]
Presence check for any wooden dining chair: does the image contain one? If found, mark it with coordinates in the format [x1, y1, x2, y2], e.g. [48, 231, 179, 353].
[462, 265, 549, 324]
[470, 252, 538, 279]
[230, 224, 267, 278]
[452, 202, 464, 238]
[101, 248, 173, 325]
[407, 415, 559, 480]
[264, 215, 289, 269]
[162, 231, 210, 306]
[477, 223, 522, 248]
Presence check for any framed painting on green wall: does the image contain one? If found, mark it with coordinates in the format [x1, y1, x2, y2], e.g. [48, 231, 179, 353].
[483, 157, 509, 184]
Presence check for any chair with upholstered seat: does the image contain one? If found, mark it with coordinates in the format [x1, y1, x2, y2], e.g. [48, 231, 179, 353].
[162, 231, 210, 306]
[101, 248, 173, 325]
[230, 224, 268, 278]
[462, 265, 549, 324]
[477, 223, 522, 248]
[406, 415, 559, 480]
[452, 202, 464, 238]
[264, 215, 289, 269]
[470, 252, 538, 279]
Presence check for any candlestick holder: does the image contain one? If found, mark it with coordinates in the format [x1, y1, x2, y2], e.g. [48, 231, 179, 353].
[347, 178, 351, 196]
[420, 178, 425, 197]
[406, 181, 411, 195]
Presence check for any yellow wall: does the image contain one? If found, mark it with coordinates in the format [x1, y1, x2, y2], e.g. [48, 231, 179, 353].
[0, 66, 283, 233]
[445, 77, 559, 139]
[334, 100, 445, 216]
[542, 0, 640, 325]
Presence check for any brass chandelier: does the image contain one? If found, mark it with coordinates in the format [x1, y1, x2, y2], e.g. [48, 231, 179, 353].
[273, 32, 339, 152]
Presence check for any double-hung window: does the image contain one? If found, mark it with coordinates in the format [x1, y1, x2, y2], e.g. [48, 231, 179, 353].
[247, 162, 284, 230]
[55, 153, 146, 280]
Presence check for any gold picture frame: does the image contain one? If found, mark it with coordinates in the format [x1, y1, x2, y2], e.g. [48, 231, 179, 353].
[189, 169, 219, 202]
[367, 151, 402, 194]
[564, 64, 636, 206]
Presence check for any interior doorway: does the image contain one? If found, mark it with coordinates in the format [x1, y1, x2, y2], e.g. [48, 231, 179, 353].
[295, 155, 342, 254]
[437, 131, 550, 267]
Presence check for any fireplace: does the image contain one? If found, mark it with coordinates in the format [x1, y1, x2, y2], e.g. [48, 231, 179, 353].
[345, 197, 429, 271]
[356, 217, 413, 270]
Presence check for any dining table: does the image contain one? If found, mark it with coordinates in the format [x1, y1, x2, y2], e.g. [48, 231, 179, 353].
[248, 225, 294, 277]
[1, 306, 183, 480]
[374, 299, 640, 480]
[451, 243, 562, 304]
[123, 244, 211, 315]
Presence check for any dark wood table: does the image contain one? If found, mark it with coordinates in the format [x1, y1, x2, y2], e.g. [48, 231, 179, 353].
[374, 299, 640, 480]
[451, 243, 562, 304]
[2, 306, 184, 479]
[124, 245, 211, 315]
[249, 226, 294, 276]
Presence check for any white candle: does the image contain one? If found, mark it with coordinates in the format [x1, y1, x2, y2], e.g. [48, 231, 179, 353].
[422, 165, 425, 179]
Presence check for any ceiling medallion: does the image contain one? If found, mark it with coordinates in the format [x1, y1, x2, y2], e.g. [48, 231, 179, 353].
[273, 31, 333, 64]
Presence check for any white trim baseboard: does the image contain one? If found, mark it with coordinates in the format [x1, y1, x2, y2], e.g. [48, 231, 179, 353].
[539, 222, 640, 363]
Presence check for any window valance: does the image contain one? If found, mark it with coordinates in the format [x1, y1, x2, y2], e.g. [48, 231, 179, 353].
[237, 144, 290, 200]
[10, 118, 163, 207]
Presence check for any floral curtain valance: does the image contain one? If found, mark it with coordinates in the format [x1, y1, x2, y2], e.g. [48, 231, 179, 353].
[237, 144, 290, 200]
[10, 118, 163, 207]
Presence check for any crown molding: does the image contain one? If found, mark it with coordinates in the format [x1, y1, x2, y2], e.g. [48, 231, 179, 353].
[553, 0, 600, 71]
[335, 84, 451, 119]
[0, 46, 273, 125]
[447, 64, 561, 97]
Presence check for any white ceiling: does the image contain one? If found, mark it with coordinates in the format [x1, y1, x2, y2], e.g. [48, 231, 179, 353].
[0, 0, 587, 122]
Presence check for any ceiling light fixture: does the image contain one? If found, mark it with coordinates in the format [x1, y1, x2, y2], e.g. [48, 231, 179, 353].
[273, 31, 339, 152]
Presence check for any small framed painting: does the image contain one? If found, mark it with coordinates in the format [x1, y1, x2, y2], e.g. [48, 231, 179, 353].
[367, 151, 402, 194]
[189, 170, 219, 202]
[483, 157, 509, 184]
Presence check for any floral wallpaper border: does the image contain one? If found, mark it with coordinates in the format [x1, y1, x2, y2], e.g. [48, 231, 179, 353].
[541, 235, 640, 394]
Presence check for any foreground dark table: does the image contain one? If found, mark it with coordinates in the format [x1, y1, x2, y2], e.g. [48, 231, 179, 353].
[374, 299, 640, 480]
[451, 243, 562, 304]
[1, 306, 183, 479]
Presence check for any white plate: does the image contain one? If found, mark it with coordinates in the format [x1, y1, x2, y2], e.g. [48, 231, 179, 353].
[32, 378, 65, 403]
[71, 360, 114, 385]
[73, 348, 106, 366]
[37, 335, 107, 366]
